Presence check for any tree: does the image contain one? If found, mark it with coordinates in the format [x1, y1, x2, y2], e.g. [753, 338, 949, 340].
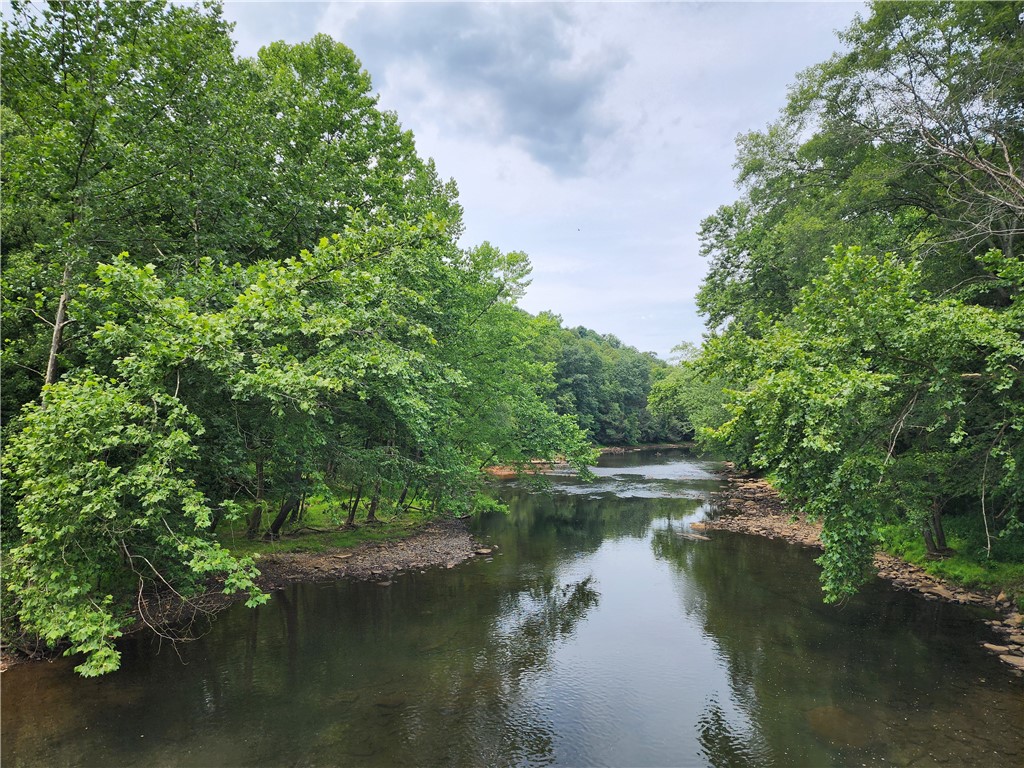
[530, 318, 678, 446]
[697, 2, 1024, 335]
[2, 1, 596, 674]
[648, 343, 729, 442]
[2, 375, 266, 676]
[686, 1, 1024, 601]
[702, 247, 1023, 600]
[1, 0, 244, 405]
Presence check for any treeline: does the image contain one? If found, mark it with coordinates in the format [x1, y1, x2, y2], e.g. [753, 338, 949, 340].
[652, 1, 1023, 600]
[534, 314, 683, 446]
[0, 1, 599, 675]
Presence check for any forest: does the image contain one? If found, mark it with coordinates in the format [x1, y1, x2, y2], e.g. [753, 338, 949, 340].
[651, 1, 1024, 602]
[0, 0, 675, 675]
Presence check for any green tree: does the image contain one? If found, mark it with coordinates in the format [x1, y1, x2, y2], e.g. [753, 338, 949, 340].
[687, 1, 1024, 601]
[703, 247, 1023, 600]
[2, 375, 266, 676]
[2, 1, 596, 674]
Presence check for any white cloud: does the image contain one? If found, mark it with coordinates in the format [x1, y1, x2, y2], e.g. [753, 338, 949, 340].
[221, 1, 866, 357]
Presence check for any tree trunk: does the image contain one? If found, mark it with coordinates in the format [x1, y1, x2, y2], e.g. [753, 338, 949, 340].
[402, 484, 419, 514]
[44, 261, 74, 387]
[366, 478, 382, 523]
[268, 495, 301, 538]
[247, 458, 266, 538]
[931, 500, 948, 551]
[346, 484, 362, 528]
[396, 478, 410, 511]
[268, 465, 304, 537]
[922, 525, 938, 557]
[288, 491, 305, 524]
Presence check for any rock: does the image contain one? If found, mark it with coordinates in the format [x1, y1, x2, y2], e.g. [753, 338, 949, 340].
[377, 581, 392, 587]
[475, 548, 493, 555]
[1008, 634, 1024, 645]
[983, 643, 1010, 654]
[1007, 613, 1024, 628]
[998, 654, 1024, 670]
[996, 591, 1007, 603]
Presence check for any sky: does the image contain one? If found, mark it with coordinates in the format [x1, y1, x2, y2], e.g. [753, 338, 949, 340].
[221, 1, 866, 358]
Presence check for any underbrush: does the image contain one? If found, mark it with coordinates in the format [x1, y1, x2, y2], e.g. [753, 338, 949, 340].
[878, 517, 1024, 608]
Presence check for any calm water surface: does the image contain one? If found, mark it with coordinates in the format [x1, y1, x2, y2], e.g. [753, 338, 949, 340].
[3, 450, 1022, 767]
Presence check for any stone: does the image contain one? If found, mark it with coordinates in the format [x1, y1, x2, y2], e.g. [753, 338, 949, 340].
[998, 654, 1024, 670]
[1007, 613, 1024, 628]
[983, 643, 1010, 654]
[475, 548, 493, 555]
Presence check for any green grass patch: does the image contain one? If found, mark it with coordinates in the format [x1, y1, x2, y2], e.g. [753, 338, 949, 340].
[216, 499, 436, 559]
[878, 517, 1024, 608]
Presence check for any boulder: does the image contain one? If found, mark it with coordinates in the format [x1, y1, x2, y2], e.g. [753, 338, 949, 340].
[983, 643, 1010, 654]
[998, 654, 1024, 670]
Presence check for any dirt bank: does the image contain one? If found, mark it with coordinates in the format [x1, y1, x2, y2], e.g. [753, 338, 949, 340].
[700, 466, 1024, 676]
[1, 517, 488, 673]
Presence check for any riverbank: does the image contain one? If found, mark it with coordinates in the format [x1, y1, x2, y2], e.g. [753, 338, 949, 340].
[701, 466, 1024, 676]
[1, 517, 484, 673]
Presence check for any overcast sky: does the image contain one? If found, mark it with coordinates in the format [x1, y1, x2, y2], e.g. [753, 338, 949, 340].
[222, 1, 865, 358]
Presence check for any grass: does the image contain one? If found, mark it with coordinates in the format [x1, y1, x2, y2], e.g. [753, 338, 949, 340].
[216, 500, 436, 559]
[878, 516, 1024, 608]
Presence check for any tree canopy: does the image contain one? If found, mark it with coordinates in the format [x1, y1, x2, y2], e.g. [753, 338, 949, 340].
[662, 0, 1024, 601]
[1, 0, 594, 675]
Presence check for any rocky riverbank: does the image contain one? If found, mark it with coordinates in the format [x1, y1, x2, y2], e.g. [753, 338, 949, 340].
[253, 517, 486, 587]
[1, 517, 486, 673]
[700, 466, 1024, 677]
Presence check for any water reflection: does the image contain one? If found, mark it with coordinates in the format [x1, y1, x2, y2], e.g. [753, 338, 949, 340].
[3, 450, 1022, 768]
[652, 516, 1024, 768]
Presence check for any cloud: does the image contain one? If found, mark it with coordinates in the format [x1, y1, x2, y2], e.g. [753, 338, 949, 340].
[220, 1, 867, 357]
[319, 3, 628, 176]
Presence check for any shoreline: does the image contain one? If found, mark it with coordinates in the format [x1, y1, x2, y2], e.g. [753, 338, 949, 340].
[1, 517, 485, 673]
[701, 466, 1024, 676]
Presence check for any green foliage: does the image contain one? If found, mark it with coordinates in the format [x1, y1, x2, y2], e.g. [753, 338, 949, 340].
[702, 246, 1023, 601]
[531, 313, 680, 446]
[2, 375, 265, 676]
[647, 343, 730, 443]
[0, 0, 594, 674]
[687, 1, 1024, 602]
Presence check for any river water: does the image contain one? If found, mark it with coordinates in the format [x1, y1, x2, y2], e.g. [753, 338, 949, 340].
[2, 450, 1022, 767]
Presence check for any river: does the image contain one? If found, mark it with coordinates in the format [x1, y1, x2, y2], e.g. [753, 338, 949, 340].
[2, 449, 1022, 767]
